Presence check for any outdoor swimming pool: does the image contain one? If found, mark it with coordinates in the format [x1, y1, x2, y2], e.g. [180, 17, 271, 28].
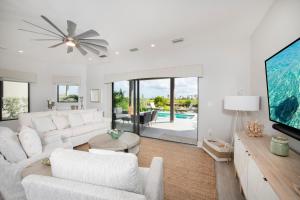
[158, 112, 195, 119]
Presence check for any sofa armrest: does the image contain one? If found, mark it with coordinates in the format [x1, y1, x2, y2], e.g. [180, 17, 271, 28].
[103, 117, 112, 129]
[144, 157, 164, 200]
[22, 175, 146, 200]
[0, 155, 28, 200]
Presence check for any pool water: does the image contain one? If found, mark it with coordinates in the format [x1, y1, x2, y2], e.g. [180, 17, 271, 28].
[158, 112, 195, 119]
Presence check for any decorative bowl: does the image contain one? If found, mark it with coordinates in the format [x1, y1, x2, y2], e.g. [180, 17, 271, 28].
[107, 129, 123, 140]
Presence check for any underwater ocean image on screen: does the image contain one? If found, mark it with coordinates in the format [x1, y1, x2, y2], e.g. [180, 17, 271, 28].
[266, 39, 300, 130]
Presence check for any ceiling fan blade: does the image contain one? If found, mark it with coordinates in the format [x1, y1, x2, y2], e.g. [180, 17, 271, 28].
[18, 29, 61, 38]
[23, 20, 64, 38]
[33, 38, 62, 41]
[67, 20, 77, 36]
[76, 45, 88, 55]
[80, 42, 108, 52]
[67, 46, 73, 53]
[74, 30, 99, 39]
[48, 42, 65, 48]
[41, 15, 67, 37]
[78, 39, 109, 46]
[80, 44, 100, 55]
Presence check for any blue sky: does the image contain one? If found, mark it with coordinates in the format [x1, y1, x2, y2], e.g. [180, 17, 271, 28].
[114, 77, 198, 98]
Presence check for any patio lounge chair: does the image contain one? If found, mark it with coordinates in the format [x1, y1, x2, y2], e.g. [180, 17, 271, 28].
[150, 110, 158, 125]
[140, 112, 152, 128]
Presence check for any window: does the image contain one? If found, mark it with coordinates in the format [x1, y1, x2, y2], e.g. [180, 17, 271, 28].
[57, 85, 79, 103]
[1, 81, 30, 121]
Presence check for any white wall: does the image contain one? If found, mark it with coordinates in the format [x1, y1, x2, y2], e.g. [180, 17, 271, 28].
[87, 36, 251, 143]
[250, 0, 300, 152]
[0, 54, 87, 131]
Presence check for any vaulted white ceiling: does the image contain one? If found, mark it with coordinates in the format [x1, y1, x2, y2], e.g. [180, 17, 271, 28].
[0, 0, 274, 64]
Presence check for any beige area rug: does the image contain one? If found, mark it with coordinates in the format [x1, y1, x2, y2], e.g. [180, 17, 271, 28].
[76, 137, 217, 200]
[138, 137, 216, 200]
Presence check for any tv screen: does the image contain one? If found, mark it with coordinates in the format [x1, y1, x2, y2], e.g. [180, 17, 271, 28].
[265, 38, 300, 131]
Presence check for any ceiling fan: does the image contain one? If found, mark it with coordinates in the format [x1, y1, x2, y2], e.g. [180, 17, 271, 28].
[19, 15, 109, 57]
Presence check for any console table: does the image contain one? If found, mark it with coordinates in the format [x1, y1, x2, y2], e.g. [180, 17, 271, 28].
[234, 132, 300, 199]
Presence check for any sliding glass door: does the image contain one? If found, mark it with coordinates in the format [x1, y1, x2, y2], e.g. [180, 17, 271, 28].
[112, 77, 198, 145]
[112, 80, 139, 133]
[139, 78, 171, 123]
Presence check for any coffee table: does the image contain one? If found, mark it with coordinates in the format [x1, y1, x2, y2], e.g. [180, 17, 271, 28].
[88, 132, 140, 154]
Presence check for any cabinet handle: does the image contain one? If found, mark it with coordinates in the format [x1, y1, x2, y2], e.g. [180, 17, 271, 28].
[248, 154, 251, 156]
[263, 177, 268, 182]
[245, 150, 248, 153]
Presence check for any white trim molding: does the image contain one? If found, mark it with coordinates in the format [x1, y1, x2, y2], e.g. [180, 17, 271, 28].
[0, 68, 37, 83]
[104, 64, 203, 83]
[52, 75, 81, 86]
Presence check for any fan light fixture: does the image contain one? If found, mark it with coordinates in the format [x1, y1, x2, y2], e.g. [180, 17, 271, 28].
[66, 41, 76, 47]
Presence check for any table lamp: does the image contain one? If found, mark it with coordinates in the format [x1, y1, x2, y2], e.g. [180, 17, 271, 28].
[224, 96, 260, 143]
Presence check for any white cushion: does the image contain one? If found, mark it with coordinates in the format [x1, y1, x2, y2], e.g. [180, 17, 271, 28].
[68, 113, 84, 127]
[70, 125, 97, 137]
[0, 127, 27, 162]
[50, 149, 143, 194]
[46, 129, 72, 140]
[19, 111, 56, 128]
[89, 148, 142, 187]
[32, 116, 56, 133]
[42, 131, 63, 145]
[52, 115, 69, 130]
[88, 121, 106, 130]
[18, 126, 42, 157]
[81, 112, 95, 124]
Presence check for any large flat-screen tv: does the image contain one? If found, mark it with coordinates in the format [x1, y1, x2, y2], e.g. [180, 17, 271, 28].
[265, 37, 300, 140]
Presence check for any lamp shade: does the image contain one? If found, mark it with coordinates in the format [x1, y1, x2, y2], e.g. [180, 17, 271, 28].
[224, 96, 260, 111]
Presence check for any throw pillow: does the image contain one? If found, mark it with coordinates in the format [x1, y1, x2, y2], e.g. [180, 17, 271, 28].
[52, 115, 69, 130]
[32, 116, 57, 133]
[50, 149, 143, 194]
[18, 126, 42, 157]
[68, 113, 84, 127]
[0, 127, 27, 163]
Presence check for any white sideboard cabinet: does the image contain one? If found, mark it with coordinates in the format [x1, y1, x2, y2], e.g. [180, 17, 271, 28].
[234, 132, 300, 200]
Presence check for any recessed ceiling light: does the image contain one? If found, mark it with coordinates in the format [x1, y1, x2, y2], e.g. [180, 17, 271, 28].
[88, 57, 92, 61]
[150, 44, 156, 48]
[115, 51, 119, 55]
[18, 50, 24, 54]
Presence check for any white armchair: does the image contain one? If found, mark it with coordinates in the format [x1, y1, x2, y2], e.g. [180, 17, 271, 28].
[22, 149, 164, 200]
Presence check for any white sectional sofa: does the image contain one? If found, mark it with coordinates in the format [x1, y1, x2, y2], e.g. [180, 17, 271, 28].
[0, 109, 111, 200]
[0, 127, 72, 200]
[18, 109, 111, 147]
